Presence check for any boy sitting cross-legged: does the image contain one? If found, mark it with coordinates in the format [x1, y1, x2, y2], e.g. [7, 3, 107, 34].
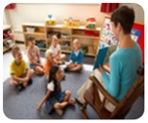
[10, 46, 34, 92]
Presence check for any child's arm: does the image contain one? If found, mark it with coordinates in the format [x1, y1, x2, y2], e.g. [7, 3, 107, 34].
[37, 55, 43, 68]
[55, 45, 61, 58]
[27, 47, 42, 67]
[55, 50, 61, 59]
[69, 51, 74, 63]
[11, 75, 28, 83]
[11, 67, 30, 82]
[76, 50, 83, 64]
[37, 89, 51, 110]
[37, 48, 42, 64]
[57, 50, 61, 57]
[29, 57, 42, 67]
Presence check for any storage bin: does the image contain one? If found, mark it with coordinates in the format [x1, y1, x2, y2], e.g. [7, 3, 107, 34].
[26, 27, 35, 32]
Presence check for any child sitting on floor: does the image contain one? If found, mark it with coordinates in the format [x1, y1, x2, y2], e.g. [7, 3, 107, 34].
[44, 49, 56, 80]
[37, 65, 75, 115]
[10, 46, 34, 92]
[49, 35, 66, 65]
[26, 35, 44, 75]
[64, 39, 84, 72]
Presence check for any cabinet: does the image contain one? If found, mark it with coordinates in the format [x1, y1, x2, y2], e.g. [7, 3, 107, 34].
[3, 25, 15, 53]
[22, 23, 46, 50]
[71, 26, 100, 56]
[22, 23, 101, 57]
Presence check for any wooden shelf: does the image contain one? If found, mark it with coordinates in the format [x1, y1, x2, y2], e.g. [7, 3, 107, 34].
[3, 25, 11, 31]
[3, 25, 16, 53]
[24, 32, 46, 36]
[47, 38, 71, 41]
[61, 50, 71, 53]
[39, 48, 46, 50]
[22, 23, 45, 27]
[3, 47, 10, 53]
[3, 37, 11, 41]
[22, 23, 101, 57]
[72, 26, 101, 31]
[72, 35, 99, 40]
[85, 52, 95, 57]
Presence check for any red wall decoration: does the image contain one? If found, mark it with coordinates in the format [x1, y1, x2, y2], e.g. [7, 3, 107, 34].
[5, 3, 15, 9]
[100, 3, 119, 13]
[133, 23, 144, 63]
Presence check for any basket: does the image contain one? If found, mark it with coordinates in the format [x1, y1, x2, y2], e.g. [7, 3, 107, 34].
[26, 27, 35, 32]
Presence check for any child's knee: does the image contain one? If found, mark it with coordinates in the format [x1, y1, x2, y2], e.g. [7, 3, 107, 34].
[10, 80, 18, 86]
[54, 103, 61, 109]
[35, 66, 44, 75]
[29, 69, 34, 75]
[61, 54, 66, 59]
[77, 64, 82, 69]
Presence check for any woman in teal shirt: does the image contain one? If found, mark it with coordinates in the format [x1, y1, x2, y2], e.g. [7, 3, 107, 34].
[99, 6, 142, 101]
[76, 6, 142, 111]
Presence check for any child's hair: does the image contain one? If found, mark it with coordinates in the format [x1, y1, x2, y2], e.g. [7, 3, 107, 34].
[111, 6, 135, 34]
[48, 65, 60, 91]
[12, 45, 20, 57]
[45, 49, 53, 59]
[73, 38, 81, 47]
[52, 35, 58, 41]
[27, 35, 35, 42]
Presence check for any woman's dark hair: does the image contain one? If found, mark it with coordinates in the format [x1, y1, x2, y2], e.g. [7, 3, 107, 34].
[48, 65, 60, 91]
[111, 6, 135, 34]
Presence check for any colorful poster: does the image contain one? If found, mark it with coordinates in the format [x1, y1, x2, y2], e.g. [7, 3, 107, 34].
[131, 28, 141, 42]
[99, 18, 118, 47]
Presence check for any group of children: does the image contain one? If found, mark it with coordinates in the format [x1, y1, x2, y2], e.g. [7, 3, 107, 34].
[9, 35, 84, 115]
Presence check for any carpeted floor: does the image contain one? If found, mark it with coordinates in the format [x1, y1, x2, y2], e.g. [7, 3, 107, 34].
[3, 48, 144, 119]
[3, 64, 144, 119]
[3, 65, 100, 119]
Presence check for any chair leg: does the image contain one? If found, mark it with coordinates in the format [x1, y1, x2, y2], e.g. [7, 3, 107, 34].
[80, 103, 89, 119]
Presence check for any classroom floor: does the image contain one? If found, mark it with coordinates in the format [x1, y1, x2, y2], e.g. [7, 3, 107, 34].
[3, 43, 144, 119]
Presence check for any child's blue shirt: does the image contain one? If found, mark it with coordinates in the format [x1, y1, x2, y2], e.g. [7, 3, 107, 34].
[70, 49, 84, 64]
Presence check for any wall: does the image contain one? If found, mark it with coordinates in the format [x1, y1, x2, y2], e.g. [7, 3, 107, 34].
[4, 3, 106, 28]
[120, 3, 144, 23]
[3, 3, 144, 42]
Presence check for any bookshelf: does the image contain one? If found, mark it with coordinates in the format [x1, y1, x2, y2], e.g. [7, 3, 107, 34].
[22, 23, 101, 56]
[3, 25, 15, 53]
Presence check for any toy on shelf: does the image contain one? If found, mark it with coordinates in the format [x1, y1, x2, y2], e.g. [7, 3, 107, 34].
[86, 17, 96, 29]
[36, 40, 46, 48]
[3, 30, 14, 39]
[45, 14, 56, 26]
[60, 41, 71, 50]
[73, 19, 80, 27]
[81, 45, 88, 55]
[63, 17, 80, 27]
[68, 17, 73, 27]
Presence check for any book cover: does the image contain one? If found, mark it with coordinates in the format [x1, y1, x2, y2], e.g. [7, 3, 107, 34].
[93, 45, 116, 69]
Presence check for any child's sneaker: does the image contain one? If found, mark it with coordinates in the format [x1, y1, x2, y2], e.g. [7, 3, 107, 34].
[15, 84, 24, 92]
[28, 78, 33, 86]
[56, 109, 63, 115]
[64, 67, 71, 72]
[58, 61, 65, 65]
[68, 98, 76, 106]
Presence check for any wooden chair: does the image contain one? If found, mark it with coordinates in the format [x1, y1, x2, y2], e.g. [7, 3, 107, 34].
[80, 65, 144, 119]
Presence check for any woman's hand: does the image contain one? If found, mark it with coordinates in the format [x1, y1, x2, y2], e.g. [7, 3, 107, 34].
[98, 64, 105, 74]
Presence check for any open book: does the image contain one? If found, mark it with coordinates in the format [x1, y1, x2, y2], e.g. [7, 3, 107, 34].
[93, 45, 117, 69]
